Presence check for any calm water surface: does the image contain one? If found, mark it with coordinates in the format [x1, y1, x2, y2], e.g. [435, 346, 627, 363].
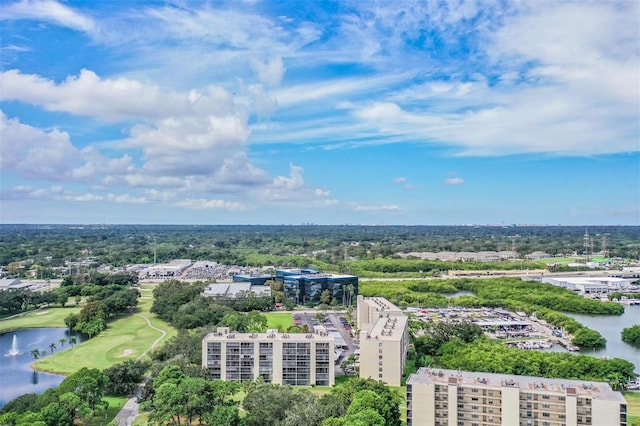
[566, 304, 640, 373]
[0, 328, 84, 407]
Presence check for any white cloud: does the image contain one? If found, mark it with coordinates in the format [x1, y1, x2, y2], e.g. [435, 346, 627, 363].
[392, 177, 406, 183]
[0, 0, 96, 33]
[106, 193, 148, 204]
[252, 56, 286, 86]
[444, 177, 464, 186]
[0, 111, 80, 180]
[175, 198, 245, 210]
[70, 147, 133, 181]
[354, 204, 400, 212]
[0, 69, 188, 121]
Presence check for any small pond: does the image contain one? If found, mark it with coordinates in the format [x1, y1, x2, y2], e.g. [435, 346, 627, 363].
[0, 328, 85, 407]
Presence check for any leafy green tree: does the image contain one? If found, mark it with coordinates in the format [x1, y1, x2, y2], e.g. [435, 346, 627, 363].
[245, 311, 268, 333]
[321, 289, 332, 305]
[572, 328, 606, 348]
[56, 289, 69, 308]
[31, 348, 40, 361]
[328, 378, 402, 426]
[40, 402, 73, 426]
[57, 368, 109, 411]
[242, 383, 315, 426]
[104, 359, 151, 396]
[151, 280, 205, 323]
[0, 393, 38, 415]
[64, 313, 78, 333]
[15, 411, 46, 426]
[202, 405, 240, 426]
[621, 324, 640, 346]
[144, 365, 240, 425]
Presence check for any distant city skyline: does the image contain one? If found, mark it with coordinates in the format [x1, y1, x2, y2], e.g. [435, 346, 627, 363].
[0, 1, 638, 225]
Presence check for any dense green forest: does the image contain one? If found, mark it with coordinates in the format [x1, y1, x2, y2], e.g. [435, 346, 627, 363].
[409, 322, 636, 391]
[1, 225, 638, 270]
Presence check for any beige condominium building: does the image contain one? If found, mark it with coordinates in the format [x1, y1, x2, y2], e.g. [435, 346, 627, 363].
[357, 295, 409, 386]
[202, 326, 334, 386]
[407, 368, 628, 426]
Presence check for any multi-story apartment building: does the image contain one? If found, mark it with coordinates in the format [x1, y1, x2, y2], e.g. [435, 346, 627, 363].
[407, 368, 628, 426]
[202, 326, 335, 386]
[357, 296, 409, 386]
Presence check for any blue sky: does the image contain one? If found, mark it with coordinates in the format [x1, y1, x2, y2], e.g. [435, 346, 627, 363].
[0, 0, 638, 225]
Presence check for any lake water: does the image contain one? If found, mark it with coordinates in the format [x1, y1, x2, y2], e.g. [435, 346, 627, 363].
[445, 290, 475, 298]
[566, 304, 640, 373]
[0, 328, 84, 407]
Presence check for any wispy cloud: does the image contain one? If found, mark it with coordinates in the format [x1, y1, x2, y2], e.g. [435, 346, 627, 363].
[0, 0, 96, 33]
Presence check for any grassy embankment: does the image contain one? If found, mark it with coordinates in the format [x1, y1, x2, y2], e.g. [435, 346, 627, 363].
[0, 285, 175, 375]
[0, 306, 82, 332]
[625, 391, 640, 425]
[264, 312, 293, 330]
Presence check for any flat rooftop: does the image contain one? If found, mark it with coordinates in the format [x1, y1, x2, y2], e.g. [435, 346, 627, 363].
[204, 282, 271, 297]
[204, 328, 334, 343]
[364, 315, 408, 341]
[408, 368, 626, 403]
[359, 296, 403, 313]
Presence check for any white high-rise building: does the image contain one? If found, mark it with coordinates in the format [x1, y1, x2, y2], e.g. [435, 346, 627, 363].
[202, 326, 334, 386]
[407, 368, 628, 426]
[357, 296, 409, 386]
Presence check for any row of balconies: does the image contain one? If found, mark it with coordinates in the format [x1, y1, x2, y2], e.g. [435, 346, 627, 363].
[519, 410, 567, 422]
[519, 403, 565, 413]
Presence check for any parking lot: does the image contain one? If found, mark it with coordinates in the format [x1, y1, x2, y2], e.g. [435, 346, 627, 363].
[291, 311, 358, 374]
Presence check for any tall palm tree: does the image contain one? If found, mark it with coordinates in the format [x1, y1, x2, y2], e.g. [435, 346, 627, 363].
[69, 336, 77, 346]
[49, 343, 56, 353]
[30, 348, 40, 360]
[59, 337, 67, 348]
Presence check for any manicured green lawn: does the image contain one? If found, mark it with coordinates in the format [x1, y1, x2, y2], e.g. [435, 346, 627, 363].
[34, 294, 175, 375]
[84, 396, 127, 426]
[264, 312, 293, 330]
[0, 307, 81, 333]
[625, 391, 640, 425]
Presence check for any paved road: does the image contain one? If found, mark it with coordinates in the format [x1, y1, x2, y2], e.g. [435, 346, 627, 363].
[327, 313, 356, 375]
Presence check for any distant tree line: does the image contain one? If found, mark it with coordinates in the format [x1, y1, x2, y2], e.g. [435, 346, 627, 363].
[1, 224, 637, 272]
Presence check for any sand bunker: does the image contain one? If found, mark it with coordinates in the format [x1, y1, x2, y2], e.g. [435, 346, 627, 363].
[36, 311, 49, 315]
[118, 349, 134, 357]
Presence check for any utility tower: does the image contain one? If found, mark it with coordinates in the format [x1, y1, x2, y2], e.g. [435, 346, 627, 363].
[583, 229, 590, 263]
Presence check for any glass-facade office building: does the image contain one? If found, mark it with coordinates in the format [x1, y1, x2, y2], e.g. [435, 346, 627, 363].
[275, 268, 358, 305]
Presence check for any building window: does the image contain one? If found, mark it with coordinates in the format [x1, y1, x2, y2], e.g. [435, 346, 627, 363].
[259, 342, 273, 383]
[282, 342, 311, 386]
